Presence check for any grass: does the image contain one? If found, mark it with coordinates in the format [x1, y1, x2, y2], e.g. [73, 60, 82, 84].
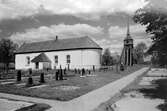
[15, 103, 51, 111]
[0, 65, 145, 101]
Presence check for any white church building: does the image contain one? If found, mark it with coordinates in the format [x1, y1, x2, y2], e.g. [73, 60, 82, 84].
[15, 36, 102, 70]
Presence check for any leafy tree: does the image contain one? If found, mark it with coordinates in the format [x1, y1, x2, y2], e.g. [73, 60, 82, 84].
[102, 48, 113, 66]
[111, 53, 120, 65]
[134, 42, 147, 63]
[0, 39, 18, 72]
[133, 7, 167, 66]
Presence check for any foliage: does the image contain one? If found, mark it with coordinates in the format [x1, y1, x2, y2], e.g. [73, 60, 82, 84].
[0, 38, 18, 72]
[133, 7, 167, 66]
[134, 42, 147, 64]
[102, 48, 114, 66]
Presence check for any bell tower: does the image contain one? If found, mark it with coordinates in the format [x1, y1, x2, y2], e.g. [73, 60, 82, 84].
[120, 16, 134, 66]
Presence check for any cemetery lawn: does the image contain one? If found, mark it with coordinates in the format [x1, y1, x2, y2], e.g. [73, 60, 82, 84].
[0, 65, 145, 101]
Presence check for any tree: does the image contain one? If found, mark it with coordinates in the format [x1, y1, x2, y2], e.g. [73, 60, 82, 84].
[0, 39, 18, 72]
[133, 7, 167, 66]
[134, 42, 147, 64]
[102, 48, 113, 66]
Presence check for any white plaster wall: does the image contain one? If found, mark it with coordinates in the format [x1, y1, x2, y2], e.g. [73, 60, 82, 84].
[82, 49, 101, 69]
[45, 50, 82, 69]
[15, 49, 102, 70]
[15, 53, 42, 70]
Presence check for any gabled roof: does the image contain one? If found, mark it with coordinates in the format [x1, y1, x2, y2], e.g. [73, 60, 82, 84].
[15, 36, 102, 54]
[31, 53, 51, 63]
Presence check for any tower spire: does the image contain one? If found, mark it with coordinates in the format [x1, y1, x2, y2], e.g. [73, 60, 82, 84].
[127, 15, 130, 36]
[125, 15, 132, 40]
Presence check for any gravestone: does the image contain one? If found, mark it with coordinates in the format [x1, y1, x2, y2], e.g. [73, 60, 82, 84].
[40, 73, 45, 83]
[59, 69, 63, 80]
[27, 69, 33, 86]
[88, 70, 91, 75]
[27, 77, 33, 85]
[17, 70, 22, 82]
[55, 70, 59, 80]
[82, 68, 85, 76]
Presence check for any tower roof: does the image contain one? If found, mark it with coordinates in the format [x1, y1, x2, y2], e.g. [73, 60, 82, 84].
[124, 16, 133, 40]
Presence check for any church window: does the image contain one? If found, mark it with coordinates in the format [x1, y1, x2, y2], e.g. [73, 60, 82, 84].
[67, 55, 71, 63]
[55, 55, 58, 64]
[26, 56, 30, 65]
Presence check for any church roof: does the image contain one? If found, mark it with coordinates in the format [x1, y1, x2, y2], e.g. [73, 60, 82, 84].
[15, 36, 102, 54]
[31, 53, 51, 63]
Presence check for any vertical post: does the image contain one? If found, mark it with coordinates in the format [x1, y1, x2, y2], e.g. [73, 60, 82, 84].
[93, 65, 95, 72]
[127, 48, 129, 66]
[125, 49, 127, 66]
[68, 64, 70, 71]
[64, 68, 66, 75]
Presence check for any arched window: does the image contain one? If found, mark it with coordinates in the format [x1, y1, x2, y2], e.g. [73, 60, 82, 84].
[55, 55, 58, 64]
[26, 56, 30, 65]
[66, 55, 70, 63]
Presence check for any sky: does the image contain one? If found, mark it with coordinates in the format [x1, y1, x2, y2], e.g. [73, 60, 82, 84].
[0, 0, 167, 54]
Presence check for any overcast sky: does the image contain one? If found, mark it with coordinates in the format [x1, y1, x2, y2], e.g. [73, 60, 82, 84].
[0, 0, 166, 53]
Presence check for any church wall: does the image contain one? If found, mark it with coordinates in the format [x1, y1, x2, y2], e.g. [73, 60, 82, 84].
[15, 49, 102, 70]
